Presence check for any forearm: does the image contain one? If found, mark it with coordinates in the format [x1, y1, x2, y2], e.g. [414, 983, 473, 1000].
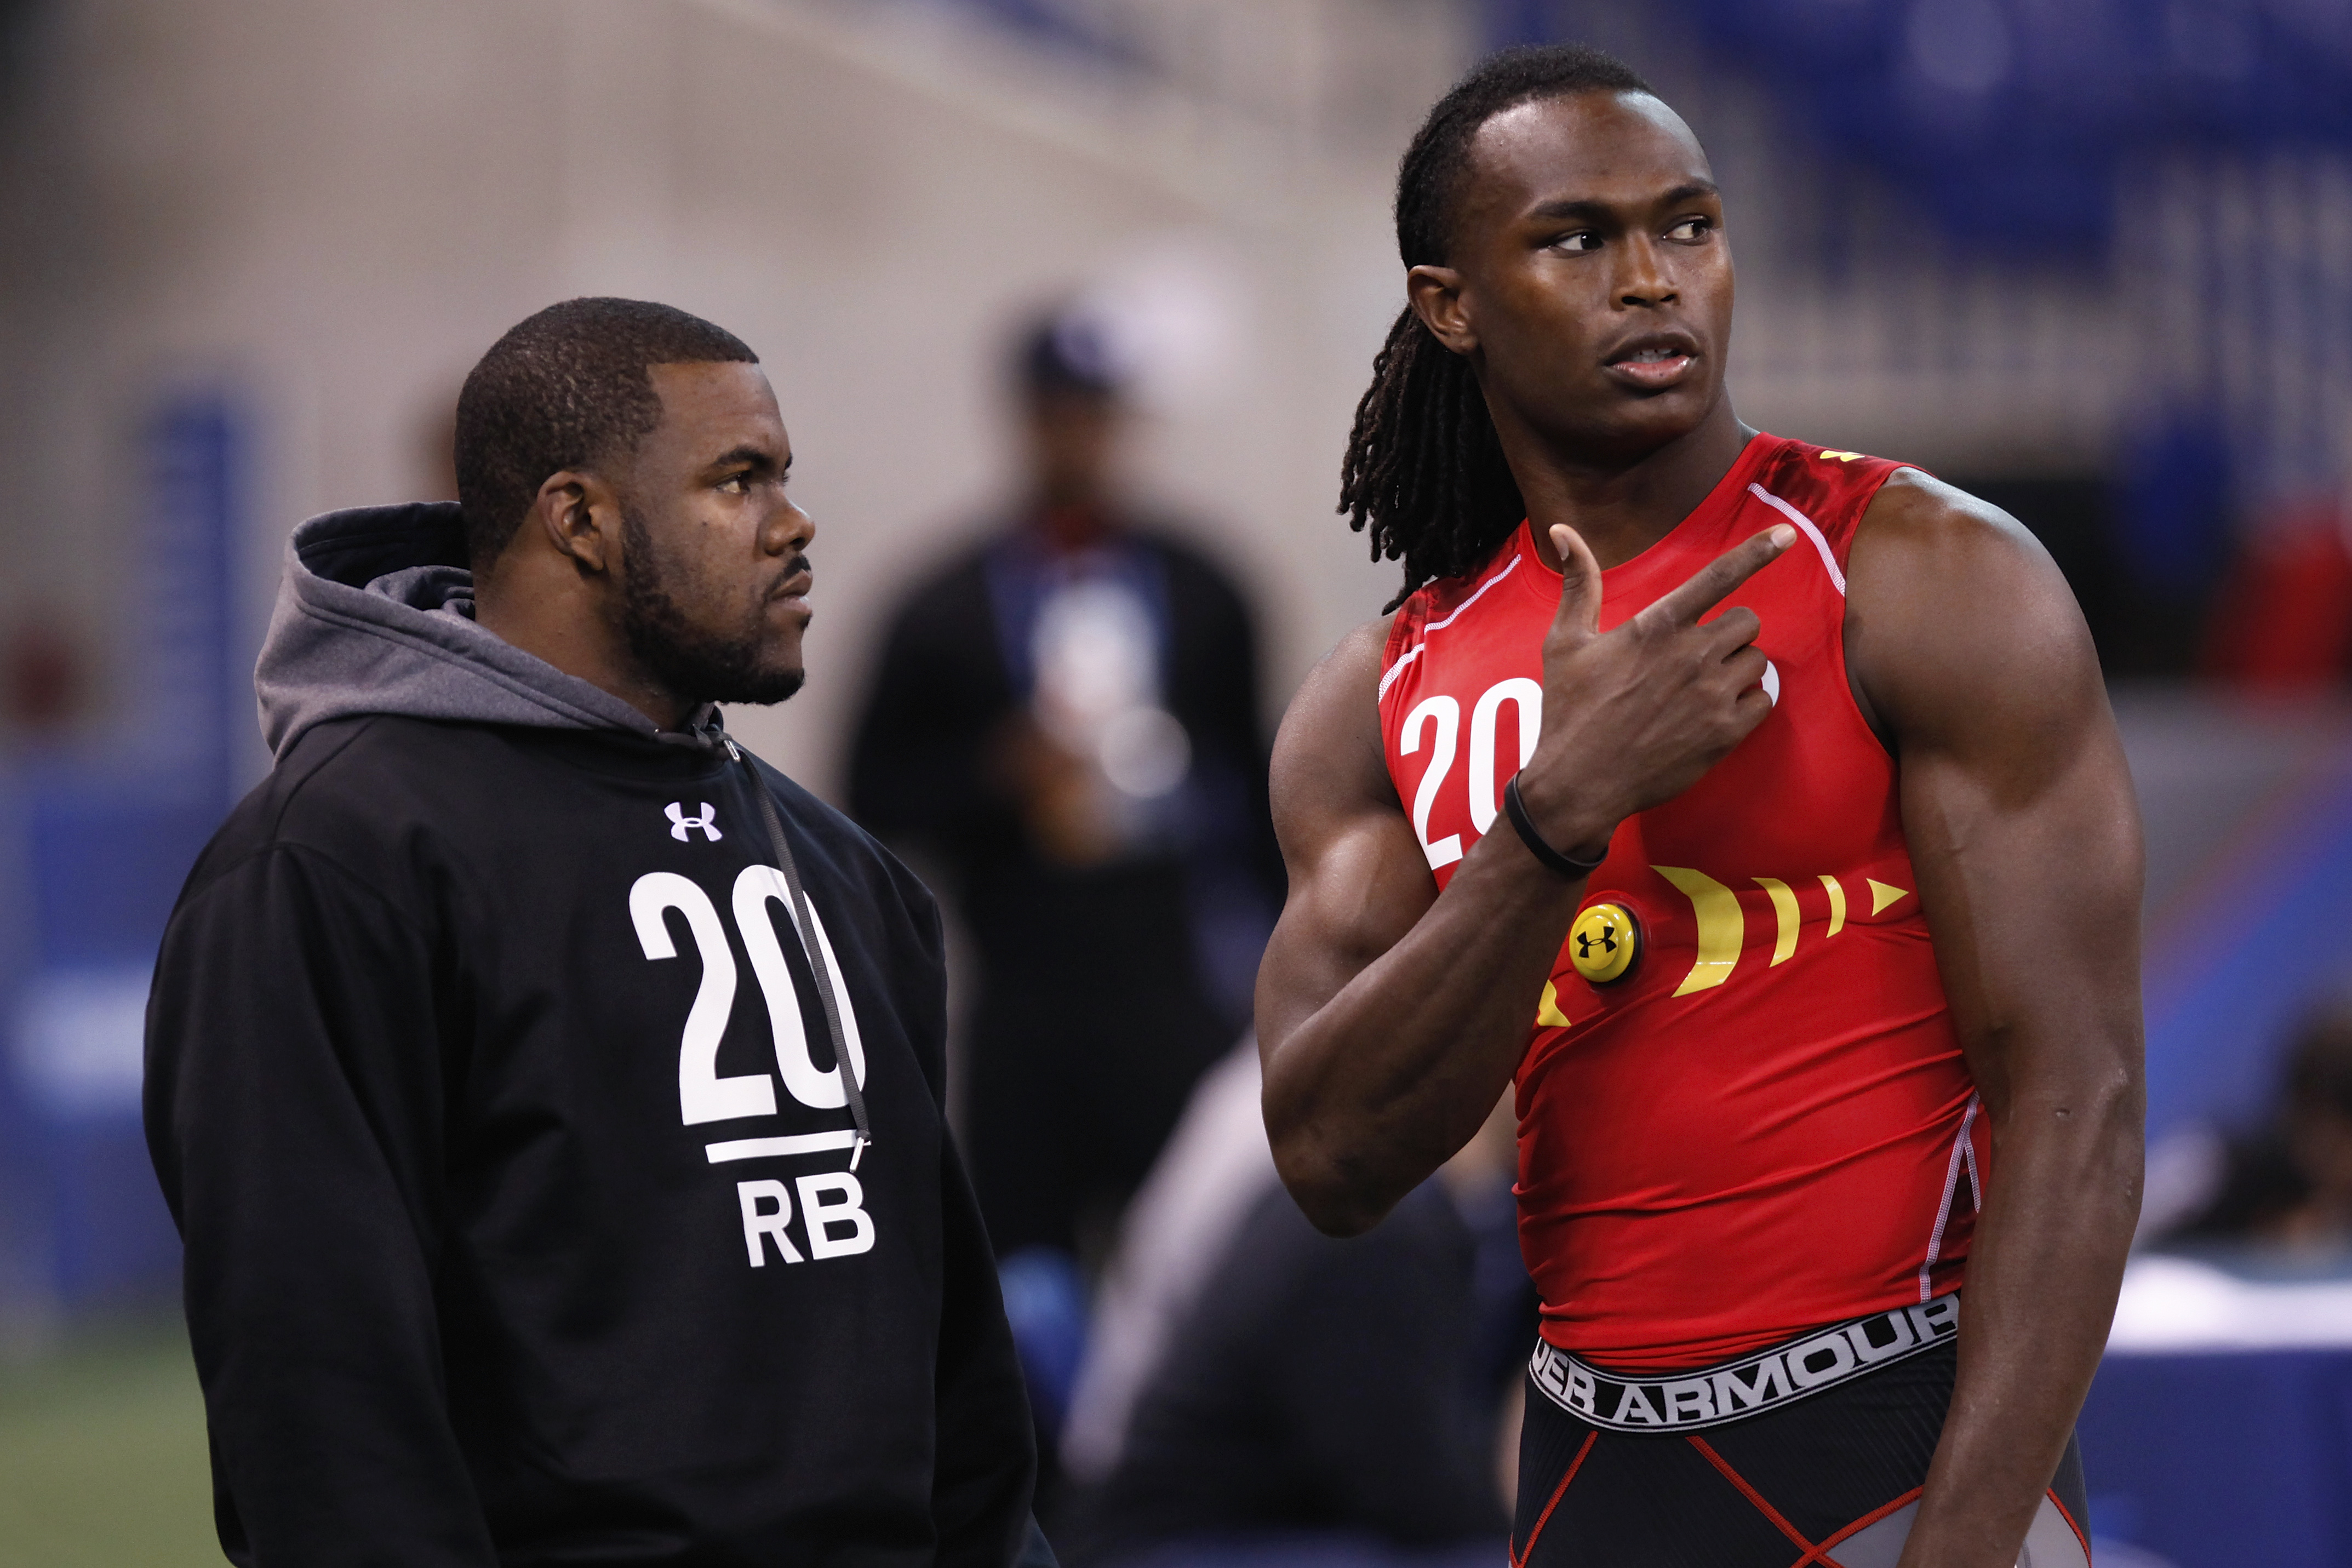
[1261, 829, 1578, 1234]
[1901, 1073, 2141, 1566]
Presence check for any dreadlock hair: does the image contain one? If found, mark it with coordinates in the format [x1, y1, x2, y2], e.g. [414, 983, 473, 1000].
[455, 297, 759, 566]
[1340, 44, 1655, 610]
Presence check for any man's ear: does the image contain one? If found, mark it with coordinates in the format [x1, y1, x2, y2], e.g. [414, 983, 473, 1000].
[1406, 264, 1478, 356]
[530, 470, 622, 575]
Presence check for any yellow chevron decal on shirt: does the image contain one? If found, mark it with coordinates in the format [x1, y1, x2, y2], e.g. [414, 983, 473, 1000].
[1654, 866, 1743, 994]
[1819, 874, 1847, 936]
[1753, 878, 1800, 965]
[1536, 981, 1571, 1029]
[1819, 449, 1863, 461]
[1868, 879, 1910, 915]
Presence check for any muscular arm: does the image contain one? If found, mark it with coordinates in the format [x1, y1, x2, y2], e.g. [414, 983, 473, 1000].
[1846, 474, 2144, 1568]
[1254, 622, 1587, 1235]
[1256, 525, 1791, 1235]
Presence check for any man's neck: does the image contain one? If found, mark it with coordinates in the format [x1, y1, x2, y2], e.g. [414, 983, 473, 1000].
[1513, 400, 1753, 572]
[473, 571, 694, 733]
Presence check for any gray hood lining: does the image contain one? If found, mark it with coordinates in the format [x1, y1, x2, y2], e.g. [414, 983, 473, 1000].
[255, 501, 670, 757]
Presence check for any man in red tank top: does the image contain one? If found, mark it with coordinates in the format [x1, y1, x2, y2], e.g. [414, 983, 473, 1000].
[1256, 45, 2143, 1568]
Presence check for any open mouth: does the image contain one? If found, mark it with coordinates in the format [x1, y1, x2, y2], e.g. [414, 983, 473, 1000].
[1603, 335, 1700, 389]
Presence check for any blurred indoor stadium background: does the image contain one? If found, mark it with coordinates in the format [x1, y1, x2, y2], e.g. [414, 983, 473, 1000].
[0, 1, 2348, 1564]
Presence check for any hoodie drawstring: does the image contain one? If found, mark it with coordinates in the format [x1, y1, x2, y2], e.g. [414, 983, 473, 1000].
[717, 730, 872, 1170]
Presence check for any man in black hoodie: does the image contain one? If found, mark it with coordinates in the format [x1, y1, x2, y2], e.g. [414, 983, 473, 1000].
[144, 298, 1045, 1567]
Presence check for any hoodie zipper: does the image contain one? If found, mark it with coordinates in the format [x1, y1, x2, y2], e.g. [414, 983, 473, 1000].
[717, 731, 872, 1170]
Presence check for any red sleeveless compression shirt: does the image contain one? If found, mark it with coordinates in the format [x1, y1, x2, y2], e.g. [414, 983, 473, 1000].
[1378, 433, 1985, 1370]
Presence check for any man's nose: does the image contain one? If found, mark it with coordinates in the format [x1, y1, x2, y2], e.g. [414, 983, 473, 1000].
[1616, 238, 1678, 308]
[766, 499, 816, 555]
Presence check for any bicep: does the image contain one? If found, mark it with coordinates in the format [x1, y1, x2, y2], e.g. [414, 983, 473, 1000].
[1255, 623, 1435, 1052]
[1850, 479, 2143, 1108]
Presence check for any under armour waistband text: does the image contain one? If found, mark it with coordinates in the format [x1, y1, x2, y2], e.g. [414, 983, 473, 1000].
[1527, 1292, 1960, 1433]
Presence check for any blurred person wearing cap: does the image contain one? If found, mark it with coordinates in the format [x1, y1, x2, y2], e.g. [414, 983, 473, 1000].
[146, 298, 1049, 1567]
[847, 307, 1281, 1458]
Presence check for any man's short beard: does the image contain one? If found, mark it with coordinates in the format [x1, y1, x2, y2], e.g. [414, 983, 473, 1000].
[620, 507, 805, 709]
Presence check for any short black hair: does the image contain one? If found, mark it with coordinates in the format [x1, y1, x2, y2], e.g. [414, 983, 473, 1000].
[1341, 44, 1657, 609]
[454, 297, 758, 565]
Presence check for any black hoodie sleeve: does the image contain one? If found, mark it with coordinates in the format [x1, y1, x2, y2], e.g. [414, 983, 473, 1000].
[145, 844, 497, 1567]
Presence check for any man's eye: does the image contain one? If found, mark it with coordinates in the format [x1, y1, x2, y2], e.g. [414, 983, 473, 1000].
[1667, 217, 1713, 241]
[1552, 231, 1601, 254]
[719, 473, 750, 494]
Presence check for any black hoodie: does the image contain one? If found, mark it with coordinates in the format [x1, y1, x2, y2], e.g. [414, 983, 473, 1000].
[144, 503, 1039, 1566]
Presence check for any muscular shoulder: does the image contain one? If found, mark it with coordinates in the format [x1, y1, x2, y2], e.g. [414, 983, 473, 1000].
[1271, 616, 1399, 831]
[1277, 617, 1392, 762]
[1846, 470, 2096, 746]
[1850, 470, 2048, 585]
[1308, 616, 1394, 701]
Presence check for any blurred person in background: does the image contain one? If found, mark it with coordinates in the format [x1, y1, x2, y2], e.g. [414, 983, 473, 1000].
[2164, 1005, 2352, 1261]
[1057, 1050, 1521, 1568]
[2198, 494, 2352, 689]
[146, 298, 1046, 1567]
[848, 307, 1281, 1456]
[1, 616, 83, 736]
[1257, 46, 2142, 1568]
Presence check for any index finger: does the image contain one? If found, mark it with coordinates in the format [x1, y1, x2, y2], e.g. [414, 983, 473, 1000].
[1641, 525, 1796, 629]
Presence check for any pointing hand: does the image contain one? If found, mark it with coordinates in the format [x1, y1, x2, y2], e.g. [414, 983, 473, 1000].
[1514, 522, 1795, 861]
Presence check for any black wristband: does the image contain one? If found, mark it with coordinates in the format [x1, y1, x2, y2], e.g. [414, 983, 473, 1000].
[1502, 774, 1609, 878]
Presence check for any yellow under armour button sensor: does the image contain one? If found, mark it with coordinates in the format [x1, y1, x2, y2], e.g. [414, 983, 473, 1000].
[1569, 901, 1640, 986]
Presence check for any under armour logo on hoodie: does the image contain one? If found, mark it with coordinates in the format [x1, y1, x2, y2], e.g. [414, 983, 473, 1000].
[666, 803, 723, 843]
